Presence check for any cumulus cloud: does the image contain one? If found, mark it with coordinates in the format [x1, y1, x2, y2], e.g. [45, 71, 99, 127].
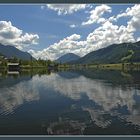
[109, 5, 140, 32]
[126, 5, 140, 32]
[82, 4, 111, 25]
[0, 21, 39, 50]
[86, 21, 135, 51]
[46, 4, 88, 15]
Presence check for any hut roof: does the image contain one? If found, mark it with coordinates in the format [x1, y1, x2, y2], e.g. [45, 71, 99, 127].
[7, 63, 19, 66]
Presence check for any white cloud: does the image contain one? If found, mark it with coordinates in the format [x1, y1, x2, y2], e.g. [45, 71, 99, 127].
[116, 5, 140, 19]
[82, 4, 111, 25]
[108, 16, 117, 22]
[86, 21, 135, 51]
[110, 5, 140, 32]
[0, 21, 39, 50]
[67, 34, 81, 40]
[46, 4, 88, 15]
[70, 24, 76, 28]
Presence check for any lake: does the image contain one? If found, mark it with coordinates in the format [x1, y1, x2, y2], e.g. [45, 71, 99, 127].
[0, 69, 140, 135]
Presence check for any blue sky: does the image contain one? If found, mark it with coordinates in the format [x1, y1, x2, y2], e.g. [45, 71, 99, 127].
[0, 4, 140, 60]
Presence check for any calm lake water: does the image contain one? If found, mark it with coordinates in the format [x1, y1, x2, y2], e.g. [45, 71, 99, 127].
[0, 69, 140, 135]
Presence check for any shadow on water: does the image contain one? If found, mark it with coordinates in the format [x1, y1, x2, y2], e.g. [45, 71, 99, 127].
[73, 69, 140, 88]
[0, 69, 140, 135]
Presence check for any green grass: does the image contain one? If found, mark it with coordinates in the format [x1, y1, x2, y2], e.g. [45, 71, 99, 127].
[89, 63, 122, 70]
[58, 63, 140, 71]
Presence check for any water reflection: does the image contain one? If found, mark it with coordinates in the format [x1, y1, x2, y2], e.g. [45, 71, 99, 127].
[34, 70, 140, 130]
[0, 69, 140, 134]
[32, 71, 138, 113]
[0, 75, 39, 115]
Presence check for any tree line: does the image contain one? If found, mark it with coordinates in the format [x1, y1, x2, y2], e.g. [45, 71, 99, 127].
[0, 55, 58, 69]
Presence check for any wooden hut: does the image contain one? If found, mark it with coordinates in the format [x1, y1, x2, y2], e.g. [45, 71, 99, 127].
[8, 63, 20, 71]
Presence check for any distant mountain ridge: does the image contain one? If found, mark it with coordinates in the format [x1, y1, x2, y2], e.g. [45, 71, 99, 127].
[1, 41, 140, 63]
[0, 43, 34, 60]
[71, 41, 140, 64]
[56, 53, 80, 63]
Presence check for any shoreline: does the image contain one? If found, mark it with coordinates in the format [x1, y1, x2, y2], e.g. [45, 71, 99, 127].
[0, 62, 140, 72]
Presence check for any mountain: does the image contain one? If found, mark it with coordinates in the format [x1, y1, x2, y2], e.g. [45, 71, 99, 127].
[56, 53, 80, 63]
[72, 41, 140, 64]
[0, 43, 34, 60]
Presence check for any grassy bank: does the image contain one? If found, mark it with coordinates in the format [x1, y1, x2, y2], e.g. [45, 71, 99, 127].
[1, 62, 140, 72]
[58, 63, 140, 71]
